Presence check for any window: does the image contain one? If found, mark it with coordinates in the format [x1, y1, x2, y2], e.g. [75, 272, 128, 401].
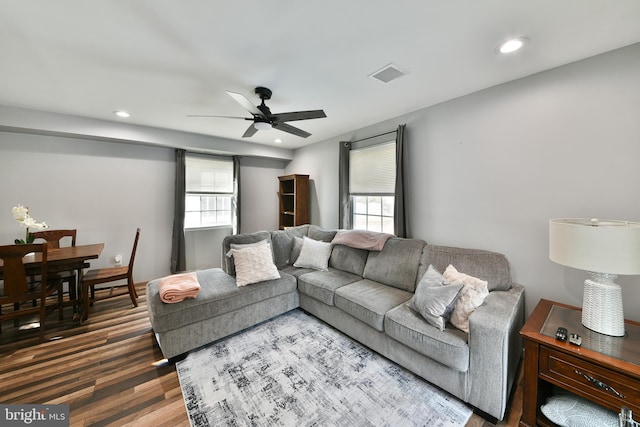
[349, 141, 395, 233]
[185, 155, 235, 229]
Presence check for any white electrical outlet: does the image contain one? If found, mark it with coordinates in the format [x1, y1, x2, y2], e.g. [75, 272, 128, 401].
[114, 254, 122, 266]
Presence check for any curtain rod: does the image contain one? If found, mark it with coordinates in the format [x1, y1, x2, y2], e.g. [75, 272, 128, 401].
[350, 129, 396, 143]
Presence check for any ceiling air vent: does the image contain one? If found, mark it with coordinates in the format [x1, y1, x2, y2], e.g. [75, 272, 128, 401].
[369, 63, 406, 83]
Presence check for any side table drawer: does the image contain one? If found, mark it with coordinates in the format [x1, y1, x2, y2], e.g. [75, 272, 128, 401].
[540, 346, 640, 414]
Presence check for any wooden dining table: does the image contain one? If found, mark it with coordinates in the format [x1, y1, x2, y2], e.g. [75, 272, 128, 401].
[0, 243, 104, 273]
[0, 243, 104, 317]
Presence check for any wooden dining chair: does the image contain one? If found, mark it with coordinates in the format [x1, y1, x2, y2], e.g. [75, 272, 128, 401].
[0, 243, 64, 341]
[30, 229, 79, 310]
[80, 228, 140, 321]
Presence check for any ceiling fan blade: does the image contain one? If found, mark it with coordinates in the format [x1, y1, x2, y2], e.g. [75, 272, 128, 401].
[226, 91, 265, 118]
[187, 115, 249, 119]
[272, 110, 327, 122]
[273, 122, 311, 138]
[242, 124, 259, 138]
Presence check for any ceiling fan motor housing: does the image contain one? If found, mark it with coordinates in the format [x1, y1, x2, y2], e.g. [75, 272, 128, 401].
[255, 86, 272, 100]
[257, 104, 272, 118]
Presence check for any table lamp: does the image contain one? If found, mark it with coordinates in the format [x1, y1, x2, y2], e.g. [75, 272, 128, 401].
[549, 218, 640, 336]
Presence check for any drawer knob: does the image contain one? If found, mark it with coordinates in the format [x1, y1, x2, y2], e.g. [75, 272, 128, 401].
[574, 369, 625, 399]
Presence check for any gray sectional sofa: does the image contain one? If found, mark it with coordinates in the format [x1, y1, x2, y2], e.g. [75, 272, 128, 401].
[146, 225, 525, 421]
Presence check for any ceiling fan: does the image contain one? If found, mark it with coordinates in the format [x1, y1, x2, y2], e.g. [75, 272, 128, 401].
[189, 87, 327, 138]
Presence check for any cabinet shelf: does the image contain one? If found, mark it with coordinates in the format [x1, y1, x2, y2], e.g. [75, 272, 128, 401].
[278, 174, 309, 230]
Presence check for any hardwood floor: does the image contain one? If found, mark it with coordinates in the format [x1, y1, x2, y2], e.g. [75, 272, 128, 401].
[0, 284, 522, 426]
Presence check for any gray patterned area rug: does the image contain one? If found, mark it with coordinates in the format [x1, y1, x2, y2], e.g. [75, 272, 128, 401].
[176, 309, 472, 427]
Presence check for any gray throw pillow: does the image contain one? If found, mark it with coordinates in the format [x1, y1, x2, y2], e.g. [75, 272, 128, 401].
[540, 393, 618, 427]
[289, 236, 304, 265]
[410, 265, 463, 331]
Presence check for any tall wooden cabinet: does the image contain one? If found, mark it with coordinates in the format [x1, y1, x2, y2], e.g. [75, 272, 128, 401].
[278, 174, 309, 229]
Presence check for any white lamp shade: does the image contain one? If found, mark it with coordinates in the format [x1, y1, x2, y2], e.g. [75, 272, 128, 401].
[549, 218, 640, 275]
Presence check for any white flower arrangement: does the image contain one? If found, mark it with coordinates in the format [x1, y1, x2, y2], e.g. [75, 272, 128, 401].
[12, 204, 48, 244]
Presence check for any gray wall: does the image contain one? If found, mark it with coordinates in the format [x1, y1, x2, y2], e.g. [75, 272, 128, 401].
[239, 157, 287, 233]
[286, 43, 640, 321]
[0, 131, 284, 281]
[0, 132, 174, 281]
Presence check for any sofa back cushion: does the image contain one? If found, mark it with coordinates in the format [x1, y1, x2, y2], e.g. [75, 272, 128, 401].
[270, 225, 310, 268]
[362, 237, 427, 292]
[329, 245, 369, 276]
[420, 245, 511, 291]
[308, 225, 337, 242]
[222, 231, 272, 276]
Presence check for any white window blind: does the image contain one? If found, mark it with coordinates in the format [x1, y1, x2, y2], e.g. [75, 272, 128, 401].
[349, 141, 396, 194]
[349, 141, 396, 233]
[185, 155, 234, 229]
[186, 156, 234, 193]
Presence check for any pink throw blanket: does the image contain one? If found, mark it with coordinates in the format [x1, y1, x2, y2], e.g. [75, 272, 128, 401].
[158, 272, 201, 303]
[331, 230, 394, 251]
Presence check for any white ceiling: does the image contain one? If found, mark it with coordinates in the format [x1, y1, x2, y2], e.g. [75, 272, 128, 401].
[2, 1, 640, 149]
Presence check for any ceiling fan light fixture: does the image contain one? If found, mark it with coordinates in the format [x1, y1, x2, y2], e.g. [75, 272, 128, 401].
[254, 121, 272, 131]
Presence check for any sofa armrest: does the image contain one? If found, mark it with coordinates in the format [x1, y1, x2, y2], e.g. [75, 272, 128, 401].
[467, 283, 525, 421]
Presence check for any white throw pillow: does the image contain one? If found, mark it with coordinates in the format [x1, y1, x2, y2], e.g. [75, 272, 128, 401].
[230, 243, 280, 287]
[443, 264, 489, 333]
[410, 265, 463, 331]
[225, 239, 270, 257]
[293, 236, 333, 271]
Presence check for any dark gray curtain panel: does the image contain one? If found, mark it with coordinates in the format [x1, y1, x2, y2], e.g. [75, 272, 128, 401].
[394, 124, 408, 237]
[233, 155, 241, 235]
[338, 141, 351, 229]
[170, 149, 186, 273]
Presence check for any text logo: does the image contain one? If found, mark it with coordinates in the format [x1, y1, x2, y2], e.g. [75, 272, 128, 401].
[1, 404, 69, 426]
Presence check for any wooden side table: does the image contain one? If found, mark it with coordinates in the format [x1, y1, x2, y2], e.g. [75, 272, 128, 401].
[520, 299, 640, 426]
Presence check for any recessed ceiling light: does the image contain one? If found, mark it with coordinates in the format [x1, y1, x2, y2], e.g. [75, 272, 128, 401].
[114, 110, 130, 118]
[496, 37, 528, 54]
[274, 138, 282, 144]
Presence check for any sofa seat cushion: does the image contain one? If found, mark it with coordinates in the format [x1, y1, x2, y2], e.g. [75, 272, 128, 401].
[334, 280, 413, 332]
[385, 302, 470, 372]
[297, 268, 362, 306]
[147, 268, 297, 333]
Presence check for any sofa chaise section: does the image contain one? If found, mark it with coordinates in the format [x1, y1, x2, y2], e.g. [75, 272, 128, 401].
[147, 267, 297, 360]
